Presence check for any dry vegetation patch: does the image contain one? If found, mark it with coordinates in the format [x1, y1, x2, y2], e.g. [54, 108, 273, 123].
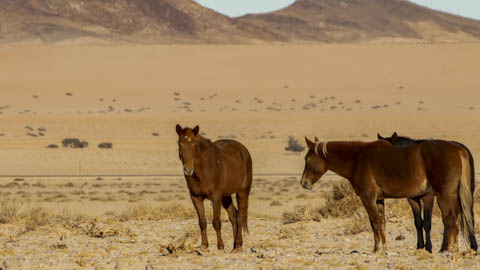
[119, 204, 196, 222]
[282, 181, 415, 235]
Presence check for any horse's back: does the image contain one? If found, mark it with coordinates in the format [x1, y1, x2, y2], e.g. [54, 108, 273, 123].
[213, 139, 252, 191]
[420, 140, 466, 163]
[214, 139, 251, 159]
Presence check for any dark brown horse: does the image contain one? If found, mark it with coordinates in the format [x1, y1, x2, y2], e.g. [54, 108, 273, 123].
[176, 124, 252, 252]
[377, 132, 477, 252]
[300, 137, 476, 253]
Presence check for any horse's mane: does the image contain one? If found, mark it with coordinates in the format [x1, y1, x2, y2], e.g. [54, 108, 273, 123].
[395, 135, 428, 143]
[196, 135, 215, 152]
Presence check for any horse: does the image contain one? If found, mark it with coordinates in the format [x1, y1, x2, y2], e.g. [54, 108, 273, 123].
[300, 137, 476, 253]
[175, 124, 253, 252]
[377, 132, 477, 252]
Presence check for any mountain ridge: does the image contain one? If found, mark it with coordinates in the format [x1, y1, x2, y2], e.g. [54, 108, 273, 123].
[1, 0, 480, 44]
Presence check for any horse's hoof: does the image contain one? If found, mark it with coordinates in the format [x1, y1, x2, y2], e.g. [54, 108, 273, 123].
[200, 246, 209, 252]
[231, 247, 242, 253]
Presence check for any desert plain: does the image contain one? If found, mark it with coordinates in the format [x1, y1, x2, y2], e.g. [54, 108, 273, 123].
[0, 43, 480, 269]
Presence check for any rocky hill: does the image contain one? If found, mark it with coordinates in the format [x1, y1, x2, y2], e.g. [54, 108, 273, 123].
[0, 0, 279, 44]
[239, 0, 480, 43]
[1, 0, 480, 44]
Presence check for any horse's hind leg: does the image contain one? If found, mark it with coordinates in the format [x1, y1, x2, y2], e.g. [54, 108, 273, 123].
[234, 190, 250, 252]
[437, 195, 460, 252]
[422, 193, 434, 253]
[376, 199, 387, 250]
[222, 196, 239, 250]
[408, 197, 425, 250]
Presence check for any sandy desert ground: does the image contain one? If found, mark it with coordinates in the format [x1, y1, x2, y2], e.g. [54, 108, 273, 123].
[0, 44, 480, 269]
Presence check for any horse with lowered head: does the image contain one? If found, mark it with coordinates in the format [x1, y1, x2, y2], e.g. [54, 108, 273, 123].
[300, 137, 476, 253]
[377, 132, 477, 252]
[176, 124, 252, 252]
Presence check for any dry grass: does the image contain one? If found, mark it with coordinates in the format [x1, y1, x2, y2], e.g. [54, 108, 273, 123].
[344, 211, 370, 235]
[0, 198, 199, 232]
[0, 198, 21, 223]
[281, 181, 414, 235]
[118, 204, 196, 222]
[0, 198, 89, 230]
[282, 205, 308, 224]
[314, 181, 363, 218]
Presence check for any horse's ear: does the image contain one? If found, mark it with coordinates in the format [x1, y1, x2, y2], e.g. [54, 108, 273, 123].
[377, 133, 384, 140]
[314, 137, 320, 143]
[391, 132, 398, 143]
[192, 125, 200, 137]
[176, 124, 182, 135]
[305, 137, 315, 150]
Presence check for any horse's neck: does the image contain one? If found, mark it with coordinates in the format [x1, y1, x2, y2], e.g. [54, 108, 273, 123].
[196, 136, 216, 165]
[325, 141, 362, 180]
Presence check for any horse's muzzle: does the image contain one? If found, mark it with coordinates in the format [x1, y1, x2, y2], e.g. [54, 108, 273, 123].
[183, 166, 194, 176]
[300, 178, 313, 190]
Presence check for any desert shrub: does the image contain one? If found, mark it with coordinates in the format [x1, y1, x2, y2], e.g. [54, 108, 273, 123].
[314, 182, 363, 218]
[62, 138, 88, 148]
[46, 144, 59, 148]
[98, 142, 113, 149]
[270, 200, 283, 207]
[285, 136, 305, 155]
[282, 205, 308, 224]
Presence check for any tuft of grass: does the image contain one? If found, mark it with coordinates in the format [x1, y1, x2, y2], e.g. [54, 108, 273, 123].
[0, 198, 21, 223]
[314, 182, 363, 218]
[282, 205, 308, 224]
[344, 212, 370, 235]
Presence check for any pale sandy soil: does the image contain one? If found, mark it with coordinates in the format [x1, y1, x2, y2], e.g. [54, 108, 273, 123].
[0, 176, 479, 269]
[0, 44, 480, 269]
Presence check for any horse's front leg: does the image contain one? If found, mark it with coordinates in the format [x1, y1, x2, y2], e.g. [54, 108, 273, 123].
[361, 195, 384, 253]
[212, 194, 225, 250]
[191, 195, 208, 250]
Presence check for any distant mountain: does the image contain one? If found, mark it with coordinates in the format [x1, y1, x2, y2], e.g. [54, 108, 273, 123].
[0, 0, 279, 44]
[1, 0, 480, 44]
[239, 0, 480, 43]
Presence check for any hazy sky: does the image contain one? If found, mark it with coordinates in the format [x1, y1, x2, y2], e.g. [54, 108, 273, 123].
[194, 0, 480, 20]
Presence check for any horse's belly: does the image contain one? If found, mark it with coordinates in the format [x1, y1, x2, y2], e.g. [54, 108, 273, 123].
[381, 177, 430, 199]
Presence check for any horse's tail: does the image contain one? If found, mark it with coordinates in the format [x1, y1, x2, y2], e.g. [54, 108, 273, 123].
[238, 147, 252, 235]
[243, 152, 252, 235]
[459, 151, 477, 250]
